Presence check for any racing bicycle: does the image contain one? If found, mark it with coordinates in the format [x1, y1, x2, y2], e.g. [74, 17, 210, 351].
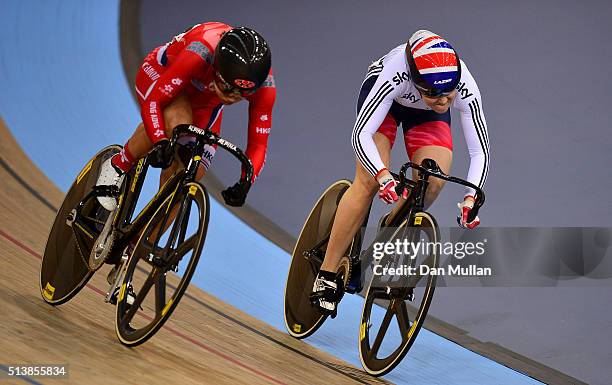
[283, 158, 485, 375]
[40, 124, 253, 346]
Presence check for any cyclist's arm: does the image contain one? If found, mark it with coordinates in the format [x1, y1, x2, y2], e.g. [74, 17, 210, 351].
[244, 73, 277, 182]
[453, 60, 490, 197]
[141, 43, 212, 143]
[351, 57, 403, 180]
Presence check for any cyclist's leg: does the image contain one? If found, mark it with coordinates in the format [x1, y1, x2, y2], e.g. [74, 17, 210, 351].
[319, 131, 393, 273]
[385, 114, 454, 225]
[148, 105, 219, 242]
[312, 71, 396, 313]
[405, 114, 453, 207]
[312, 132, 392, 314]
[159, 95, 194, 186]
[411, 145, 452, 207]
[111, 45, 180, 174]
[384, 145, 452, 225]
[162, 104, 223, 184]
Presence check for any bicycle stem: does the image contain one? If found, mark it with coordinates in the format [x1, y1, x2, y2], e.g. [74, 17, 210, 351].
[396, 159, 486, 223]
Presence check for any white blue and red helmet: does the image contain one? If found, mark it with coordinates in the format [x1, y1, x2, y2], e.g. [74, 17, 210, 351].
[406, 30, 461, 97]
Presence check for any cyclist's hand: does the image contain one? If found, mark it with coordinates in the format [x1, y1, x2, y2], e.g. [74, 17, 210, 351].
[377, 171, 404, 204]
[222, 180, 251, 207]
[149, 139, 174, 169]
[457, 195, 480, 229]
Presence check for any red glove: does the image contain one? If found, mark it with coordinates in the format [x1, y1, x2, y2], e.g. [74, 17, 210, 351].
[376, 169, 408, 204]
[457, 195, 480, 229]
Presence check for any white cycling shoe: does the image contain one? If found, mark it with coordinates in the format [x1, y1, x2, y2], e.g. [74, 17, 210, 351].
[95, 158, 125, 211]
[310, 271, 340, 317]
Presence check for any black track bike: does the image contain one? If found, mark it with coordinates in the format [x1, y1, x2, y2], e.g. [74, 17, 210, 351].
[40, 124, 253, 346]
[283, 158, 484, 375]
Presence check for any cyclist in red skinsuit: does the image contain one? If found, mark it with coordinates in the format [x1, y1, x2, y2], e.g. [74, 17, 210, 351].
[96, 22, 276, 211]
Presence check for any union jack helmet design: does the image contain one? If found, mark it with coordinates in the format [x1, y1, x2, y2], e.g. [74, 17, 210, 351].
[406, 30, 461, 97]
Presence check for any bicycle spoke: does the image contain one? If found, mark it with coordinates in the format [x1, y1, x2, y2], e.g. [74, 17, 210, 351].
[170, 235, 197, 263]
[166, 199, 189, 249]
[395, 300, 411, 342]
[406, 269, 424, 289]
[81, 214, 106, 226]
[368, 300, 397, 360]
[176, 200, 193, 246]
[406, 253, 436, 288]
[120, 271, 157, 327]
[154, 272, 166, 315]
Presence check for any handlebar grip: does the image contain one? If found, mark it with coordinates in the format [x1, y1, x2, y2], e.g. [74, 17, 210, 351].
[466, 205, 479, 223]
[466, 193, 485, 223]
[394, 180, 406, 196]
[172, 124, 254, 188]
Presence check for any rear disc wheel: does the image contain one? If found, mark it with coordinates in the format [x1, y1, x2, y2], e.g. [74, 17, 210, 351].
[283, 180, 354, 338]
[40, 146, 120, 305]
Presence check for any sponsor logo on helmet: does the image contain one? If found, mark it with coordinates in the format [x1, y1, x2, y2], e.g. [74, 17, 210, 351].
[392, 71, 409, 86]
[234, 79, 256, 88]
[433, 78, 452, 85]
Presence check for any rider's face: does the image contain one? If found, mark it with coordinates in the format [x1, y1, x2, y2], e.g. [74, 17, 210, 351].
[420, 90, 457, 114]
[212, 77, 243, 105]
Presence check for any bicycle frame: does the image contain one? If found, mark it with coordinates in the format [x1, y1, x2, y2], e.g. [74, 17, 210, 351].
[346, 159, 486, 289]
[76, 124, 254, 263]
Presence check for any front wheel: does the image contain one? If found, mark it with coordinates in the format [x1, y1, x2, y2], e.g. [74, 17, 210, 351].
[115, 182, 209, 346]
[39, 145, 121, 305]
[359, 212, 440, 376]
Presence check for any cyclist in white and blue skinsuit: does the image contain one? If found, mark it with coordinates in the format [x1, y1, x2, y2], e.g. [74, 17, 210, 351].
[311, 30, 490, 316]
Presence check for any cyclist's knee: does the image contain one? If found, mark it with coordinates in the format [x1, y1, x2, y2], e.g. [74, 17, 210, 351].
[195, 163, 206, 180]
[425, 179, 445, 206]
[353, 168, 378, 198]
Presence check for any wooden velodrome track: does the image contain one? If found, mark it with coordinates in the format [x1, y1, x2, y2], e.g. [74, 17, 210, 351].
[0, 119, 391, 385]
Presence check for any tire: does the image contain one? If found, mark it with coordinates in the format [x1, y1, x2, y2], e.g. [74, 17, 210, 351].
[358, 212, 440, 376]
[40, 145, 121, 305]
[115, 181, 209, 346]
[283, 180, 353, 339]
